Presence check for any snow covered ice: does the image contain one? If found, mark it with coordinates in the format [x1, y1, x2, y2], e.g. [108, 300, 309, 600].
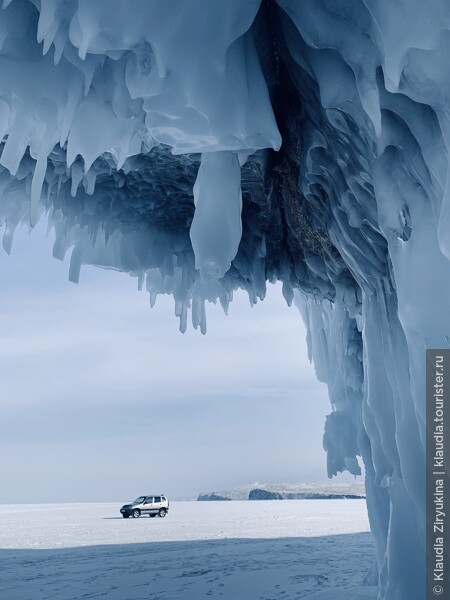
[1, 1, 450, 598]
[0, 500, 374, 600]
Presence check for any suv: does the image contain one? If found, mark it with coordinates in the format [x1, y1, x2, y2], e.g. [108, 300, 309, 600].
[120, 495, 169, 518]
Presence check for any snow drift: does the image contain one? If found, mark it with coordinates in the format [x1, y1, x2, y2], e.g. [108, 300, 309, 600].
[1, 1, 449, 598]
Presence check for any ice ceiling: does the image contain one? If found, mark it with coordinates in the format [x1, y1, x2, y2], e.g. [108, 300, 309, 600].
[1, 1, 450, 598]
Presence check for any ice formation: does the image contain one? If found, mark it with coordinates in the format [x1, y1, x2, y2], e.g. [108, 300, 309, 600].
[1, 1, 449, 598]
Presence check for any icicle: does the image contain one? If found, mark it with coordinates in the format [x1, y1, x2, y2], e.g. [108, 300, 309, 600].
[69, 245, 83, 283]
[30, 156, 47, 227]
[2, 223, 15, 254]
[70, 161, 83, 197]
[84, 167, 97, 195]
[190, 151, 242, 281]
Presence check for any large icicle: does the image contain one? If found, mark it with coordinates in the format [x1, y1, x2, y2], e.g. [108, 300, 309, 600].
[190, 152, 242, 280]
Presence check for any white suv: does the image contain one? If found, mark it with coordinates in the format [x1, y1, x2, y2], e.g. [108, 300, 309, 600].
[120, 495, 169, 518]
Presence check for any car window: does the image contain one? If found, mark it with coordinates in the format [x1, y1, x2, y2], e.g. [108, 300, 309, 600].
[161, 496, 166, 502]
[145, 497, 153, 504]
[133, 496, 146, 503]
[154, 496, 161, 503]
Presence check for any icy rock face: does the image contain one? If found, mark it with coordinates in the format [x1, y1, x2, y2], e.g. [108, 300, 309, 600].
[1, 1, 450, 598]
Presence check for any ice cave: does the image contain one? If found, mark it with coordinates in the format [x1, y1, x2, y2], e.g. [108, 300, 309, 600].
[1, 1, 449, 598]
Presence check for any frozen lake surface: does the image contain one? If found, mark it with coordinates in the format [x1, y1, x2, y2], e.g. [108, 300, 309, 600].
[0, 500, 376, 599]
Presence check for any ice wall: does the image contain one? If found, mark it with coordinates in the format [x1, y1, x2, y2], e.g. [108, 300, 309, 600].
[1, 1, 450, 598]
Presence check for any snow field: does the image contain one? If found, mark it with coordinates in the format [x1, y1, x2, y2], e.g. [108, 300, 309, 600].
[0, 500, 374, 599]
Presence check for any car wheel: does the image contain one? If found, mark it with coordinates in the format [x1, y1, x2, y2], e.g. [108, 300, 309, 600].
[158, 508, 166, 518]
[122, 514, 129, 519]
[149, 513, 156, 518]
[132, 509, 140, 518]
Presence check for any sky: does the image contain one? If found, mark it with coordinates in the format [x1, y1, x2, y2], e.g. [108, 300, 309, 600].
[0, 220, 359, 503]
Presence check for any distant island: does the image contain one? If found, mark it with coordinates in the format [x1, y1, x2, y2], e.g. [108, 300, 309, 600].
[197, 482, 365, 501]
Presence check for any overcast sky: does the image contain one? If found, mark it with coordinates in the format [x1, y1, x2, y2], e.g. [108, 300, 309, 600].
[0, 221, 358, 503]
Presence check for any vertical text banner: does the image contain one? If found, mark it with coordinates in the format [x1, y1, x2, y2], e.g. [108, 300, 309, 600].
[426, 349, 450, 599]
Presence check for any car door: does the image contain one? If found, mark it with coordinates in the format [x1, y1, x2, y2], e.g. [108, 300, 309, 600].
[152, 496, 162, 513]
[143, 496, 153, 515]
